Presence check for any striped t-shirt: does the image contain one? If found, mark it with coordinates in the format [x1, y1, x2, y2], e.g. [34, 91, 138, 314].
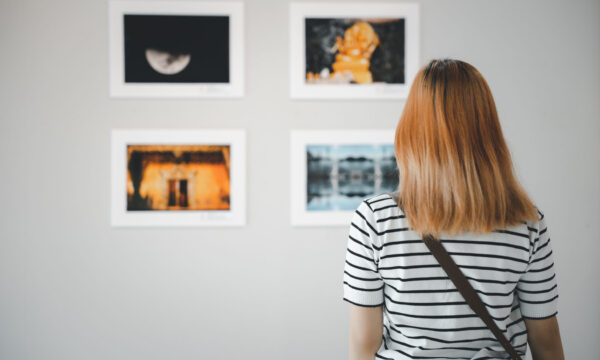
[343, 193, 559, 360]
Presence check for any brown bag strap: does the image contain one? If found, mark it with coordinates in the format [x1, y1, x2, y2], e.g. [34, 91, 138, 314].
[422, 234, 522, 360]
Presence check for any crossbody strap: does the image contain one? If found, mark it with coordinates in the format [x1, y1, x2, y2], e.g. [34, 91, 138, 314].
[422, 234, 522, 360]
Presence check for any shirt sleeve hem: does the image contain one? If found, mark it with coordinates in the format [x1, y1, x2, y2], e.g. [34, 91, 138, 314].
[343, 297, 384, 308]
[521, 310, 558, 320]
[519, 294, 558, 319]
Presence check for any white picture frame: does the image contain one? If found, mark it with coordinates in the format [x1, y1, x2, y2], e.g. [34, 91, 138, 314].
[109, 1, 244, 98]
[289, 2, 419, 100]
[111, 129, 246, 227]
[290, 129, 397, 226]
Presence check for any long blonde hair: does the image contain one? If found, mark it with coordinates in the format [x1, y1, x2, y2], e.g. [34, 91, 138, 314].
[395, 59, 537, 236]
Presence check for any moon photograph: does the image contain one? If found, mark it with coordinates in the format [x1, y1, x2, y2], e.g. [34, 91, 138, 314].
[144, 49, 191, 75]
[123, 14, 230, 83]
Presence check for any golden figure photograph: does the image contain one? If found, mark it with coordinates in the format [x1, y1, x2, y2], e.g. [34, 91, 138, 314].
[305, 18, 404, 85]
[290, 3, 419, 99]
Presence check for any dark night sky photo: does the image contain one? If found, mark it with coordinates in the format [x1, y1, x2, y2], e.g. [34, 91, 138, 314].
[124, 15, 229, 83]
[305, 18, 405, 84]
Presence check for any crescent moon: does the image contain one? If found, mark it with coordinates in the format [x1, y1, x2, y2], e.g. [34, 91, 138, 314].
[145, 48, 191, 75]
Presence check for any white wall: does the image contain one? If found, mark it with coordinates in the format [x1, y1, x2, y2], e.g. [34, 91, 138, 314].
[1, 0, 598, 359]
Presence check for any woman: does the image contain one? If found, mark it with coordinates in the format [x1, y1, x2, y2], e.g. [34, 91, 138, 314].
[343, 59, 565, 359]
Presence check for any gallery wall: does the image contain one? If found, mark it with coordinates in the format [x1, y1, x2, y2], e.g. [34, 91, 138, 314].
[1, 0, 599, 359]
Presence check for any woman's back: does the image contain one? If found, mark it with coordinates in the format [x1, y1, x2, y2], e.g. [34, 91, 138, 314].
[343, 193, 558, 359]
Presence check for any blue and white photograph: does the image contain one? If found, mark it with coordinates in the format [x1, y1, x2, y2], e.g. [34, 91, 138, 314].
[290, 129, 396, 226]
[306, 144, 398, 211]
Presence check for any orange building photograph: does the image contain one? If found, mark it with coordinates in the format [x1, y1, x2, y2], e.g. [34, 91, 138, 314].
[126, 144, 231, 211]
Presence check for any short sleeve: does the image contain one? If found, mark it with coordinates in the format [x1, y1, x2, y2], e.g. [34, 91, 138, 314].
[516, 211, 559, 319]
[342, 200, 384, 307]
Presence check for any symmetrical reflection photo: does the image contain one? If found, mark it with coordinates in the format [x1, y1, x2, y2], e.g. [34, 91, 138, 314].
[306, 144, 398, 211]
[126, 144, 231, 211]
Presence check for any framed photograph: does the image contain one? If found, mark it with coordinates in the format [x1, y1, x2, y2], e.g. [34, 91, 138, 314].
[111, 129, 246, 227]
[290, 130, 399, 226]
[289, 2, 419, 99]
[109, 1, 244, 98]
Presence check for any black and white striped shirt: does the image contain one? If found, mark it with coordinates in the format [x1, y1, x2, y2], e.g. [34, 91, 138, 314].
[343, 193, 559, 359]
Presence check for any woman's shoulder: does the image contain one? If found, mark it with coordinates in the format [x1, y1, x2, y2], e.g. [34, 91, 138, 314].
[362, 193, 404, 215]
[355, 192, 407, 234]
[517, 207, 546, 236]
